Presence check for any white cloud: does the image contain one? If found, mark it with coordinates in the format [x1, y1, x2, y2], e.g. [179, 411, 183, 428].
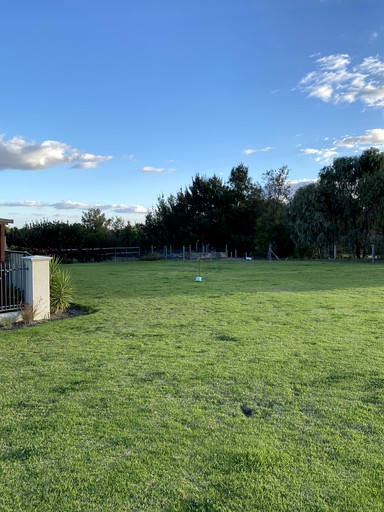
[0, 135, 112, 171]
[0, 200, 49, 207]
[360, 85, 384, 107]
[300, 128, 384, 164]
[309, 85, 333, 102]
[241, 147, 272, 155]
[72, 154, 112, 169]
[359, 56, 384, 74]
[50, 201, 90, 210]
[0, 200, 148, 214]
[288, 179, 318, 194]
[289, 178, 318, 186]
[140, 166, 167, 173]
[334, 128, 384, 148]
[298, 53, 384, 108]
[113, 205, 148, 213]
[301, 147, 338, 162]
[316, 54, 351, 70]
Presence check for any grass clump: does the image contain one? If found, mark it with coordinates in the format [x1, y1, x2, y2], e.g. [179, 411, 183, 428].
[0, 318, 12, 329]
[18, 302, 37, 325]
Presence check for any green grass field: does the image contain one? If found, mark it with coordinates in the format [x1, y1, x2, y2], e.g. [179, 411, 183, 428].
[1, 260, 383, 511]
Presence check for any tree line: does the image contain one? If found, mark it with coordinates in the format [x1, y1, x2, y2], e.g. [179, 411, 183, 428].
[290, 148, 384, 258]
[7, 148, 384, 259]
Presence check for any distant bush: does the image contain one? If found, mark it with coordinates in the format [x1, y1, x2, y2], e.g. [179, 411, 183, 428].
[140, 253, 165, 261]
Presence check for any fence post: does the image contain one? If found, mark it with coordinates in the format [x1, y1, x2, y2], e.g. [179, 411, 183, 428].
[0, 223, 5, 264]
[22, 256, 51, 321]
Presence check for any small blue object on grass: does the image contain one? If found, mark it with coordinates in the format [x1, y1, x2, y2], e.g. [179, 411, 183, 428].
[195, 276, 202, 282]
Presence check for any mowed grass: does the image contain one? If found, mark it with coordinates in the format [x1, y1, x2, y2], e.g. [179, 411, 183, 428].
[1, 259, 384, 511]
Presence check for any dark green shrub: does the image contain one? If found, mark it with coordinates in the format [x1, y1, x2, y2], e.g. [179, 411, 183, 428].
[140, 253, 165, 261]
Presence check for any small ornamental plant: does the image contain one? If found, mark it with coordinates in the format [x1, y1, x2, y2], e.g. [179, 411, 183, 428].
[50, 256, 74, 314]
[19, 302, 37, 325]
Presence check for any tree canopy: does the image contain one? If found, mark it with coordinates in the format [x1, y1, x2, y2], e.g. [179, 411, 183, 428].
[7, 149, 384, 259]
[289, 148, 384, 257]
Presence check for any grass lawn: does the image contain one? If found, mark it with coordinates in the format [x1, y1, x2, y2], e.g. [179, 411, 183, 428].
[1, 259, 383, 511]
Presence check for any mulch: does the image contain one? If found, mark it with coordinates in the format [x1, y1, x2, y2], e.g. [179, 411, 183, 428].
[0, 304, 90, 330]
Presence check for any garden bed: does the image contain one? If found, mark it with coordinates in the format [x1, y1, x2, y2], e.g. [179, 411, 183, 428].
[0, 304, 91, 330]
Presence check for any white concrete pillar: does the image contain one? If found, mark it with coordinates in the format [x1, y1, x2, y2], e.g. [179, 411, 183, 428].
[22, 256, 51, 321]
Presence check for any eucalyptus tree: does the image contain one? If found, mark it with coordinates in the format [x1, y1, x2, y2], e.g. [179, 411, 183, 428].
[255, 166, 293, 257]
[288, 148, 384, 257]
[318, 154, 372, 256]
[289, 182, 335, 257]
[357, 148, 384, 236]
[262, 165, 291, 202]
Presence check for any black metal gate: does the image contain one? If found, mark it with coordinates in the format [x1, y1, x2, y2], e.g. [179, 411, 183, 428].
[0, 260, 27, 312]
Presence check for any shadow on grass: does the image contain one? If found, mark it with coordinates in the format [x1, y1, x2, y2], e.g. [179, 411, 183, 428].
[0, 447, 36, 462]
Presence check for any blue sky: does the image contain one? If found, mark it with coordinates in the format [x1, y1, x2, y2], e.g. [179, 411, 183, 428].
[1, 0, 383, 227]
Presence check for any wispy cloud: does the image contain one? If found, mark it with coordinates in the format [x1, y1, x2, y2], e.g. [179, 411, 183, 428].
[112, 205, 148, 213]
[0, 200, 148, 214]
[370, 31, 379, 42]
[0, 135, 112, 171]
[298, 53, 384, 108]
[301, 128, 384, 164]
[241, 147, 272, 155]
[0, 200, 49, 207]
[56, 202, 148, 213]
[50, 201, 90, 210]
[301, 147, 339, 162]
[139, 166, 175, 173]
[140, 166, 166, 173]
